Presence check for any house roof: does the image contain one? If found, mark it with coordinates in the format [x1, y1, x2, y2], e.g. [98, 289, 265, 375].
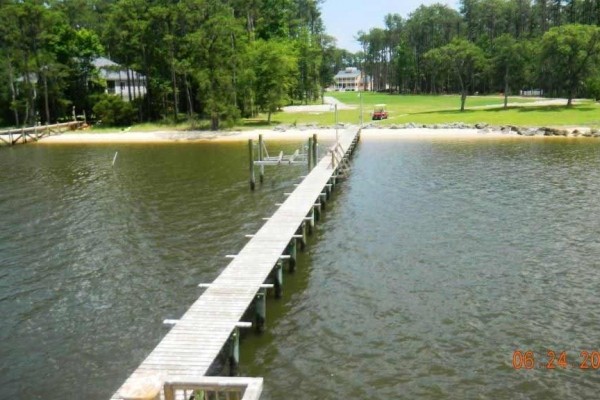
[334, 67, 361, 79]
[93, 57, 119, 68]
[93, 57, 145, 81]
[16, 57, 145, 84]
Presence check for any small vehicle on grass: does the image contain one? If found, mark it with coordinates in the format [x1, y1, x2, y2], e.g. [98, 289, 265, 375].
[372, 104, 388, 120]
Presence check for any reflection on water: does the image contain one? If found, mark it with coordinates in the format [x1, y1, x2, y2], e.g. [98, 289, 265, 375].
[2, 138, 600, 399]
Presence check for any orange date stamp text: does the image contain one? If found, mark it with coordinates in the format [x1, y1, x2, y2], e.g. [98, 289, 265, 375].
[512, 350, 600, 369]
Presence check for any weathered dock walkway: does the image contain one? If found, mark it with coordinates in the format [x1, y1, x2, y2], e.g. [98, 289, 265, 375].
[0, 121, 83, 147]
[111, 128, 360, 400]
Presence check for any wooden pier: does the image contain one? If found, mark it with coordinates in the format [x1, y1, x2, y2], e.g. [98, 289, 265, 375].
[0, 121, 83, 147]
[111, 128, 361, 400]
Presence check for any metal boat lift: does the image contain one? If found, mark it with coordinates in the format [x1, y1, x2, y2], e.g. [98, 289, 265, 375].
[254, 139, 308, 166]
[248, 134, 319, 190]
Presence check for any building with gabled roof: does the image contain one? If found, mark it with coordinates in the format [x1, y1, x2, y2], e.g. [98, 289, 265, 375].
[333, 67, 370, 91]
[93, 57, 146, 101]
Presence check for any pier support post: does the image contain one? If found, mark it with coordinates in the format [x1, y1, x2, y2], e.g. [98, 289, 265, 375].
[320, 193, 327, 209]
[258, 134, 265, 184]
[248, 139, 255, 190]
[312, 134, 318, 165]
[314, 203, 321, 222]
[274, 261, 283, 299]
[229, 327, 240, 376]
[308, 137, 313, 171]
[255, 288, 266, 333]
[306, 211, 315, 235]
[287, 239, 297, 272]
[299, 223, 307, 251]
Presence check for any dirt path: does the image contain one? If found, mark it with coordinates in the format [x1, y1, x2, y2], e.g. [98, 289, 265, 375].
[282, 96, 355, 113]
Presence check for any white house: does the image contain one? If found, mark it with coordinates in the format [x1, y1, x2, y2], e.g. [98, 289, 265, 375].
[333, 67, 370, 91]
[93, 57, 146, 101]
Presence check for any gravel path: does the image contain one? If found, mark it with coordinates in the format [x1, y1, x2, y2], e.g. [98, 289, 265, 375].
[282, 96, 355, 113]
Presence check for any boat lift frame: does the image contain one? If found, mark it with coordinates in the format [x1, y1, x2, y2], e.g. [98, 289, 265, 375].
[248, 134, 319, 190]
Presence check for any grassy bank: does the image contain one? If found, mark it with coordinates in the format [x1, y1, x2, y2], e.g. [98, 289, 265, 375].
[86, 93, 600, 132]
[89, 120, 210, 133]
[263, 93, 600, 127]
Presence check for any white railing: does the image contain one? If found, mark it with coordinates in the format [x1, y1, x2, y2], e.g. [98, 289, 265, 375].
[117, 376, 262, 400]
[163, 377, 263, 400]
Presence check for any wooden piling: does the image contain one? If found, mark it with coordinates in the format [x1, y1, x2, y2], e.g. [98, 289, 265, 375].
[287, 239, 297, 272]
[274, 261, 283, 299]
[312, 134, 318, 164]
[320, 192, 327, 209]
[229, 328, 240, 376]
[248, 139, 255, 191]
[306, 213, 314, 235]
[307, 136, 313, 172]
[299, 223, 307, 250]
[255, 288, 266, 332]
[258, 134, 264, 184]
[314, 203, 321, 222]
[331, 150, 335, 170]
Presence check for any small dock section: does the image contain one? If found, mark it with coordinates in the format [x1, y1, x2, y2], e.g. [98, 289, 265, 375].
[111, 128, 361, 400]
[0, 121, 83, 147]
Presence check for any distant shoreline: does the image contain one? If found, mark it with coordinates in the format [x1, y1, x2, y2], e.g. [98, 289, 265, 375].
[35, 126, 598, 145]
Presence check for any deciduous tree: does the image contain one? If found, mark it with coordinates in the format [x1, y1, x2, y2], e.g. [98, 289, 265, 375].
[541, 24, 600, 106]
[433, 39, 487, 111]
[253, 40, 297, 122]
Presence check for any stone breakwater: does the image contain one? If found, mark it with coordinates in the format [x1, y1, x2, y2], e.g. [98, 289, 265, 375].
[274, 123, 600, 137]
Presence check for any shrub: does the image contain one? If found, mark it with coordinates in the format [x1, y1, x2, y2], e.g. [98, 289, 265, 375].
[92, 94, 136, 126]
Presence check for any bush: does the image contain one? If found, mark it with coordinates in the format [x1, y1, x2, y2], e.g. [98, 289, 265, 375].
[92, 94, 136, 126]
[586, 77, 600, 101]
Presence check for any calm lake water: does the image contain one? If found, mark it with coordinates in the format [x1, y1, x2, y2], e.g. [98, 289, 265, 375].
[2, 137, 600, 399]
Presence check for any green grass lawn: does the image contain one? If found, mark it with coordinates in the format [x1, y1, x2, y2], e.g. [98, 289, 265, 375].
[260, 92, 600, 128]
[90, 119, 213, 133]
[331, 92, 539, 110]
[86, 93, 600, 131]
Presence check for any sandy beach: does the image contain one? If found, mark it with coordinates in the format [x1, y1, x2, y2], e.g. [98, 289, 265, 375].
[37, 127, 569, 145]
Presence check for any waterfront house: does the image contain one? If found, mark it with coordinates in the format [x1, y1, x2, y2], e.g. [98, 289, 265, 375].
[333, 67, 370, 91]
[93, 57, 146, 101]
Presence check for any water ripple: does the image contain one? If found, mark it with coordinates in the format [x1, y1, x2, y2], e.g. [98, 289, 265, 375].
[0, 141, 307, 399]
[250, 138, 600, 400]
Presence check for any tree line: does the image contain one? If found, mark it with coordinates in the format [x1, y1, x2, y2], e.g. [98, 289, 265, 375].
[3, 0, 599, 128]
[357, 0, 600, 110]
[0, 0, 354, 128]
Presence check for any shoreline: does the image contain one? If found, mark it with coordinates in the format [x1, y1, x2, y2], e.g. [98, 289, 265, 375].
[35, 126, 599, 145]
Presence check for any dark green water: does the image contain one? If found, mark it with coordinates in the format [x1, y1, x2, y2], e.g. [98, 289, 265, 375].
[2, 138, 600, 399]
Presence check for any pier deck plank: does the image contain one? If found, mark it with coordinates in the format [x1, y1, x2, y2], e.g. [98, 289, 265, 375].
[111, 129, 359, 399]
